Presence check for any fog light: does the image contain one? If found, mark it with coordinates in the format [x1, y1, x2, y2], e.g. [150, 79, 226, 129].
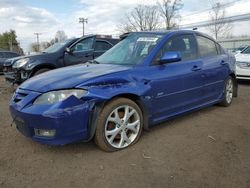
[34, 129, 56, 137]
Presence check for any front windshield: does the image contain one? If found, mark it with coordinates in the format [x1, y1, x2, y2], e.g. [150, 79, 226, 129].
[241, 46, 250, 54]
[96, 33, 164, 65]
[43, 39, 72, 53]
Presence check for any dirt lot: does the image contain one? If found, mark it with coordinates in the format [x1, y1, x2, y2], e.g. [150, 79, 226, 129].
[0, 76, 250, 188]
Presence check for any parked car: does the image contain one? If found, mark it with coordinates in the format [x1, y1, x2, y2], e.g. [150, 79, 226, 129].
[3, 35, 119, 84]
[232, 46, 248, 54]
[235, 46, 250, 80]
[9, 30, 237, 151]
[0, 51, 20, 74]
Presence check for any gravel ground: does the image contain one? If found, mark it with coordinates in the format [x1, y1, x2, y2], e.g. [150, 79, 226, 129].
[0, 76, 250, 188]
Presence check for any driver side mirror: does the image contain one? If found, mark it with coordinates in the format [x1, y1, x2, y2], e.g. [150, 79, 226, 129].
[65, 47, 72, 54]
[159, 51, 182, 64]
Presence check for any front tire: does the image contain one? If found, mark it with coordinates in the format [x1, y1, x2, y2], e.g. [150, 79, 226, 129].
[95, 98, 143, 152]
[219, 76, 234, 107]
[33, 68, 51, 76]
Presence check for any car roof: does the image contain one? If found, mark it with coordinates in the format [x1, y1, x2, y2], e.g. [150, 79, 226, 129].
[124, 30, 216, 42]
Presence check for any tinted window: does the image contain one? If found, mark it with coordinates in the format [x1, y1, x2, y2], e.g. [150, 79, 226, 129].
[95, 41, 112, 51]
[153, 34, 198, 64]
[241, 46, 250, 54]
[72, 37, 94, 52]
[197, 36, 217, 57]
[0, 52, 3, 58]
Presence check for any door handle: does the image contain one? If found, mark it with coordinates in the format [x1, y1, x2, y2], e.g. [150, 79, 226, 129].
[192, 65, 201, 71]
[220, 60, 226, 65]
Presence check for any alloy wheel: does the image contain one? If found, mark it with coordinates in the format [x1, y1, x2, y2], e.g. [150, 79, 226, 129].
[104, 105, 141, 149]
[226, 79, 233, 104]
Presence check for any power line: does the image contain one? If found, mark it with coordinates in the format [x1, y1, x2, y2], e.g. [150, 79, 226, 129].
[180, 12, 250, 28]
[181, 0, 244, 17]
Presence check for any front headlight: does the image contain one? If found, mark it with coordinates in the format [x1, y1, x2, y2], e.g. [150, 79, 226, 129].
[13, 58, 30, 68]
[33, 89, 87, 105]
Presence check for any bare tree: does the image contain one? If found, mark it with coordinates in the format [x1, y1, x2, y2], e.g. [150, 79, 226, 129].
[158, 0, 183, 30]
[30, 31, 68, 52]
[40, 42, 51, 51]
[208, 1, 232, 39]
[30, 43, 39, 52]
[55, 30, 67, 42]
[118, 5, 160, 33]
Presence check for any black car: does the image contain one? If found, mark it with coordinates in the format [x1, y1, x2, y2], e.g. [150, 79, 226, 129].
[3, 35, 119, 84]
[0, 51, 20, 74]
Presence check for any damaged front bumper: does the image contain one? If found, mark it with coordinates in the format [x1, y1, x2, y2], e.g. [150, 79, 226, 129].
[10, 88, 95, 145]
[3, 65, 31, 84]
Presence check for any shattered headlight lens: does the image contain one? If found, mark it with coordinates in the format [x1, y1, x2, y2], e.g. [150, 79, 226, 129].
[13, 58, 30, 68]
[33, 89, 87, 105]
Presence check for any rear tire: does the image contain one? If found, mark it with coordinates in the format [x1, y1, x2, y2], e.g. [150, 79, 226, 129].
[33, 68, 51, 76]
[219, 76, 234, 107]
[95, 98, 143, 152]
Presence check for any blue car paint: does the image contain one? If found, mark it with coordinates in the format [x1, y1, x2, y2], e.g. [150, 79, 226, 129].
[9, 30, 236, 146]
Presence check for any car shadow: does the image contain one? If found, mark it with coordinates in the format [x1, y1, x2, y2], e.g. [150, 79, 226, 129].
[34, 105, 219, 154]
[238, 80, 250, 86]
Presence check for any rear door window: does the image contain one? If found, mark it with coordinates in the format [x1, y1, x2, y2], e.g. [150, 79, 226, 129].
[72, 37, 94, 52]
[95, 41, 112, 51]
[197, 36, 218, 57]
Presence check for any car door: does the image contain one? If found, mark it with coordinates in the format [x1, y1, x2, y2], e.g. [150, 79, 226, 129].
[64, 36, 95, 66]
[146, 34, 204, 122]
[196, 35, 228, 102]
[93, 40, 113, 58]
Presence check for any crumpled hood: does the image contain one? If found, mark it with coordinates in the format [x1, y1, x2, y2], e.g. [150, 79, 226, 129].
[20, 63, 132, 93]
[235, 53, 250, 62]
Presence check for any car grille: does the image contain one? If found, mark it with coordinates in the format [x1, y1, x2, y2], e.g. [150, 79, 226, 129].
[13, 91, 28, 103]
[3, 65, 13, 73]
[237, 62, 250, 69]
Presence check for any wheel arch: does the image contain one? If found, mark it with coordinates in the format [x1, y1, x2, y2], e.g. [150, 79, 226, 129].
[30, 64, 56, 77]
[108, 93, 150, 131]
[87, 93, 150, 142]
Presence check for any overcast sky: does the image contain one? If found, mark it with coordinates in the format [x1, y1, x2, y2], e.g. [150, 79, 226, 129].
[0, 0, 250, 52]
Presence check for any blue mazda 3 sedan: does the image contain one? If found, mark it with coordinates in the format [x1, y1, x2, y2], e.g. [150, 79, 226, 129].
[10, 30, 237, 151]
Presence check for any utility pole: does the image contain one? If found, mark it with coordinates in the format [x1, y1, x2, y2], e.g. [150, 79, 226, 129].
[8, 35, 13, 52]
[79, 18, 88, 36]
[34, 33, 42, 52]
